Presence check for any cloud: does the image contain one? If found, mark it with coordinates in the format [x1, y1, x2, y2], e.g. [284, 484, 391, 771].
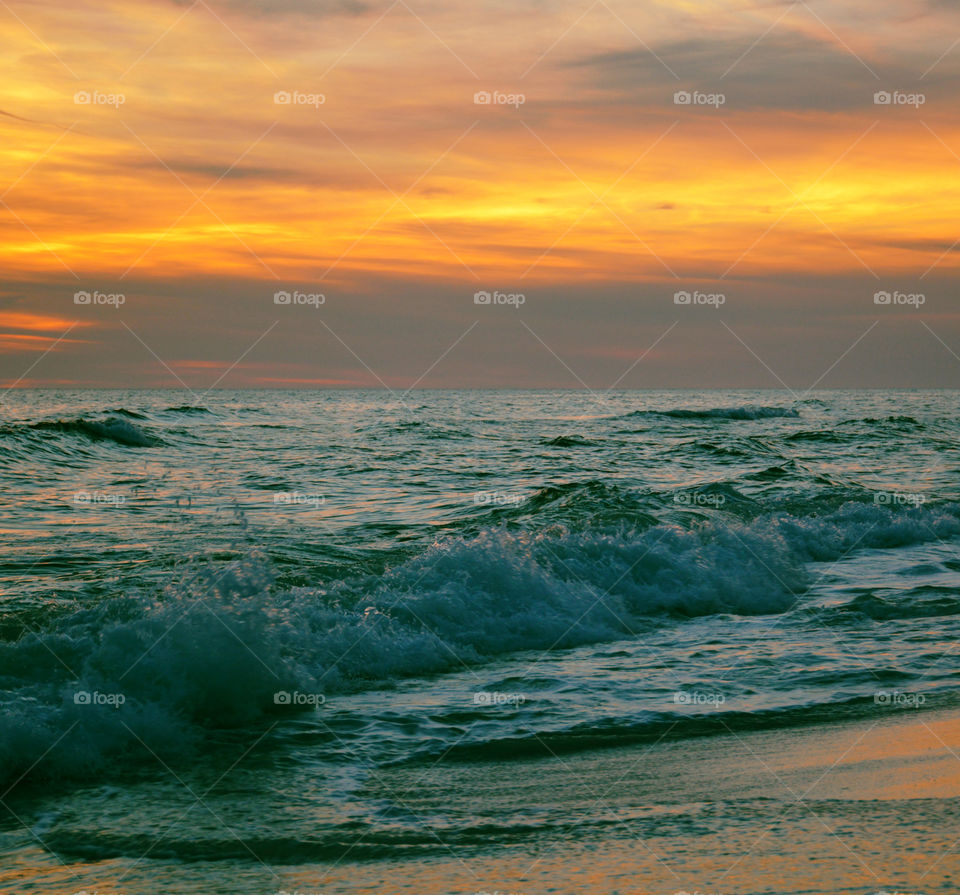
[124, 157, 308, 182]
[168, 0, 370, 17]
[565, 30, 955, 111]
[0, 109, 35, 123]
[0, 311, 85, 332]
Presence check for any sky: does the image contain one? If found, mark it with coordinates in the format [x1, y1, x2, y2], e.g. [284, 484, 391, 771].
[1, 0, 959, 389]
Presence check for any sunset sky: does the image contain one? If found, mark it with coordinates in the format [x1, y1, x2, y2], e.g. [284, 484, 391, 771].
[2, 0, 959, 388]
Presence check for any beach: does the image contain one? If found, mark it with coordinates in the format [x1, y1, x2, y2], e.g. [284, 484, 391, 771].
[5, 707, 958, 893]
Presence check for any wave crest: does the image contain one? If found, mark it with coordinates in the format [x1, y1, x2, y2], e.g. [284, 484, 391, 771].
[3, 498, 960, 788]
[24, 416, 161, 447]
[618, 405, 800, 421]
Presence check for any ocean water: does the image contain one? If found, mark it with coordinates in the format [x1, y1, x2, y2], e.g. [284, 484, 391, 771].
[1, 389, 959, 894]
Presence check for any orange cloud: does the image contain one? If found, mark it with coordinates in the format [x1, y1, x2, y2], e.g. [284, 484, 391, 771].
[0, 311, 83, 331]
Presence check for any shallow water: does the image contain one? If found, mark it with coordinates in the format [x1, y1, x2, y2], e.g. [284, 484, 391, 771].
[1, 389, 959, 893]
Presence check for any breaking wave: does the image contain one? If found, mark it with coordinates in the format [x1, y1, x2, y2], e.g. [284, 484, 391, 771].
[2, 496, 959, 789]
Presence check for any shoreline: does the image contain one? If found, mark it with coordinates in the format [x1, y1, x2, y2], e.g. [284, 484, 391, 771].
[2, 691, 958, 894]
[325, 705, 960, 893]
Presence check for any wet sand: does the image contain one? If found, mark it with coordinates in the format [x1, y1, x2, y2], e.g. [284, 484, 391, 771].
[320, 705, 960, 894]
[6, 706, 957, 894]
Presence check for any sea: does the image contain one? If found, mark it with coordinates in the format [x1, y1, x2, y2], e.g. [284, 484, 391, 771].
[1, 389, 958, 894]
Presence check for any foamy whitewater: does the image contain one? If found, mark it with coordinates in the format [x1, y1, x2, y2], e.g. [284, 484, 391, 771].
[1, 389, 959, 893]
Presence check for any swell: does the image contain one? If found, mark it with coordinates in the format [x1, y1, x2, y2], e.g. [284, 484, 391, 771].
[616, 405, 800, 421]
[1, 416, 162, 447]
[817, 588, 960, 622]
[542, 434, 596, 447]
[787, 415, 931, 442]
[163, 404, 211, 414]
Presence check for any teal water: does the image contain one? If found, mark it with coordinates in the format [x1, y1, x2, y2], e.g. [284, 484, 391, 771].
[1, 389, 959, 892]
